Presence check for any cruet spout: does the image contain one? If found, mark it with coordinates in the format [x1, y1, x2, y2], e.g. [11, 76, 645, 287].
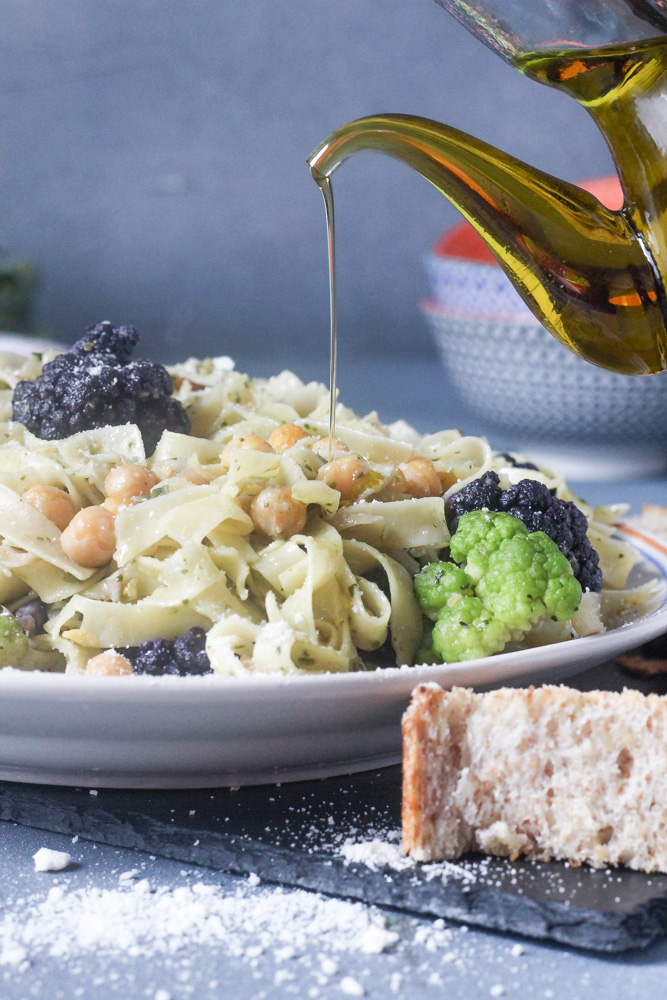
[308, 35, 667, 377]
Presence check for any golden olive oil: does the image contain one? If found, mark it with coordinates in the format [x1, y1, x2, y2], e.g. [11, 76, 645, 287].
[311, 36, 667, 375]
[515, 36, 667, 373]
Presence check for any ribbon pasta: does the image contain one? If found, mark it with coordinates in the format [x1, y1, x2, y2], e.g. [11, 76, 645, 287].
[0, 351, 653, 676]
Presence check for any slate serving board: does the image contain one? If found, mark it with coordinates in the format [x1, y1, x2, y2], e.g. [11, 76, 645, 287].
[3, 658, 667, 954]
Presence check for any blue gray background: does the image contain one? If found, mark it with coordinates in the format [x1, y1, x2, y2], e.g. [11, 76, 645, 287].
[0, 0, 613, 373]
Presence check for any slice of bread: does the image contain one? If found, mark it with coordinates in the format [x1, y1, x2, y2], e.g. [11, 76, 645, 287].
[402, 683, 667, 872]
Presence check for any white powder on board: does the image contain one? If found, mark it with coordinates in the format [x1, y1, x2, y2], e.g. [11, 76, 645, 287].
[0, 877, 398, 966]
[339, 836, 486, 884]
[0, 850, 543, 998]
[339, 839, 413, 872]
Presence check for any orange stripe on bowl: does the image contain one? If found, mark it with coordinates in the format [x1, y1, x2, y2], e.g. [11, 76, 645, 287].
[616, 522, 667, 558]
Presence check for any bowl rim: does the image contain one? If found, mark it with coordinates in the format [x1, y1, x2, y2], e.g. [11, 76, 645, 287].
[419, 297, 542, 326]
[424, 250, 502, 270]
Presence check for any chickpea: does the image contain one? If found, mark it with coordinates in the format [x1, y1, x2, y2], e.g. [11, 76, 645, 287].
[439, 470, 459, 493]
[380, 467, 408, 500]
[104, 464, 159, 509]
[85, 651, 134, 676]
[250, 486, 308, 539]
[60, 506, 116, 568]
[317, 456, 369, 501]
[268, 423, 309, 452]
[23, 485, 76, 531]
[220, 434, 274, 472]
[311, 437, 349, 459]
[399, 457, 443, 498]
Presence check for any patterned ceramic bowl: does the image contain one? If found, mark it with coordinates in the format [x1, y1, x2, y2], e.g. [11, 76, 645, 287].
[424, 254, 526, 315]
[422, 179, 667, 478]
[421, 300, 667, 443]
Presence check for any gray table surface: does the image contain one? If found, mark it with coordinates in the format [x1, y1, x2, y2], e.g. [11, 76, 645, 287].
[2, 352, 666, 1000]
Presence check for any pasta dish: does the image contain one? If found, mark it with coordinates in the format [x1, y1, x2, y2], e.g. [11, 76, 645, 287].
[0, 325, 660, 678]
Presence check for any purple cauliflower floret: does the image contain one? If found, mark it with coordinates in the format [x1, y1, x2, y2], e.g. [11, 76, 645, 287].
[499, 479, 602, 593]
[448, 471, 602, 592]
[448, 471, 504, 534]
[12, 321, 190, 454]
[13, 596, 49, 636]
[126, 627, 211, 677]
[71, 322, 139, 364]
[497, 453, 539, 472]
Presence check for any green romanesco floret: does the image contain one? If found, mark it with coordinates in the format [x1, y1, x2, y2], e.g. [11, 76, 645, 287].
[449, 509, 527, 584]
[432, 594, 513, 662]
[477, 529, 582, 631]
[413, 562, 472, 621]
[414, 621, 444, 665]
[413, 510, 582, 663]
[0, 611, 28, 667]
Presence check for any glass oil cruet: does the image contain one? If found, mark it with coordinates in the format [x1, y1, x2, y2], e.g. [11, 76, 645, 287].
[308, 0, 667, 376]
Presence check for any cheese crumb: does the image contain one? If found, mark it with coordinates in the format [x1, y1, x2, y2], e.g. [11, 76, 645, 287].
[274, 945, 296, 961]
[33, 848, 72, 873]
[359, 924, 399, 954]
[321, 957, 339, 976]
[340, 978, 365, 996]
[0, 942, 28, 966]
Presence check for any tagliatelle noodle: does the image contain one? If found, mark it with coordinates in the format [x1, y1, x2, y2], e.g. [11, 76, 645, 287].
[343, 539, 422, 665]
[46, 545, 244, 648]
[332, 498, 450, 551]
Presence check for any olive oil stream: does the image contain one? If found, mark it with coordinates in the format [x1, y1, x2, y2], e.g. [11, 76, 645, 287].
[312, 35, 667, 377]
[318, 177, 337, 461]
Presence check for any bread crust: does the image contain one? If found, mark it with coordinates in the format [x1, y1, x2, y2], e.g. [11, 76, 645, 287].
[402, 684, 444, 857]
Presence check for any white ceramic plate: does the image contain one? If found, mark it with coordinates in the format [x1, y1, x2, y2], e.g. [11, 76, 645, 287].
[1, 524, 667, 789]
[0, 333, 65, 356]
